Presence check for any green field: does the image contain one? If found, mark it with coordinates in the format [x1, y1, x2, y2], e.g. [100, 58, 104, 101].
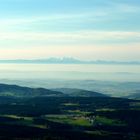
[45, 114, 92, 127]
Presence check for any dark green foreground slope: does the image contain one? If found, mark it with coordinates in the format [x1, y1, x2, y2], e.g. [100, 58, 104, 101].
[0, 95, 139, 140]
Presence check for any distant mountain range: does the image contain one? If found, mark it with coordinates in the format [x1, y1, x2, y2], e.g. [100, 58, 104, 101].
[0, 57, 140, 65]
[0, 83, 107, 97]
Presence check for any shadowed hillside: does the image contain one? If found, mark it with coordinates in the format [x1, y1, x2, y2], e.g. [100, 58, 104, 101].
[0, 84, 107, 98]
[0, 84, 63, 97]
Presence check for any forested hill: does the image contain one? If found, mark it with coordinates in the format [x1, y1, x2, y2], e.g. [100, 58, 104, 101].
[0, 84, 107, 97]
[0, 84, 63, 97]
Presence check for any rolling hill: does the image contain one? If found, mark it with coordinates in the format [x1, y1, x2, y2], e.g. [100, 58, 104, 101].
[52, 88, 108, 97]
[125, 90, 140, 99]
[0, 84, 107, 97]
[0, 84, 63, 97]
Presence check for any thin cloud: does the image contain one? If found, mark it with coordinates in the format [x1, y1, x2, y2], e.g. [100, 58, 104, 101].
[0, 31, 139, 43]
[108, 1, 140, 13]
[0, 11, 108, 27]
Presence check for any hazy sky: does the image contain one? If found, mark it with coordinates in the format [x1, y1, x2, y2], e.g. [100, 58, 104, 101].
[0, 0, 140, 61]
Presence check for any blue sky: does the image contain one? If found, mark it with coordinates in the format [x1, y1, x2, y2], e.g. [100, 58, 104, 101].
[0, 0, 140, 61]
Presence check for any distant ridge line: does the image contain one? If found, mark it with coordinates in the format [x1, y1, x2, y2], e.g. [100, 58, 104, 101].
[0, 57, 139, 65]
